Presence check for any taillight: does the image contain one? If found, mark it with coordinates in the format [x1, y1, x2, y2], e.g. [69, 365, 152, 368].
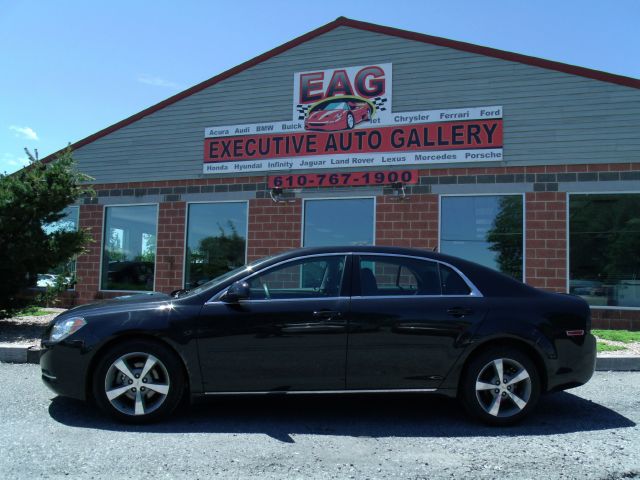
[566, 330, 585, 337]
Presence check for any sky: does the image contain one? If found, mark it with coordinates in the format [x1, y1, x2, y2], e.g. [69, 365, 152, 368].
[1, 0, 638, 174]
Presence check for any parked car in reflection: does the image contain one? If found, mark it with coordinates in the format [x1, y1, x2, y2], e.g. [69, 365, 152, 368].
[36, 273, 72, 288]
[106, 261, 154, 290]
[570, 279, 609, 306]
[40, 246, 596, 425]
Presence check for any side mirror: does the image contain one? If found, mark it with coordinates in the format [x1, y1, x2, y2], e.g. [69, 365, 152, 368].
[221, 281, 250, 303]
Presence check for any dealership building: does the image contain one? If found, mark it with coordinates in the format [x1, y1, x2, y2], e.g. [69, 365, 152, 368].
[45, 18, 640, 329]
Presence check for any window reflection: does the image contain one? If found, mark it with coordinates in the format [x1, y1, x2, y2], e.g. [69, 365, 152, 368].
[570, 194, 640, 307]
[441, 195, 523, 279]
[185, 202, 247, 289]
[247, 256, 346, 299]
[304, 198, 374, 247]
[102, 205, 158, 291]
[40, 206, 79, 288]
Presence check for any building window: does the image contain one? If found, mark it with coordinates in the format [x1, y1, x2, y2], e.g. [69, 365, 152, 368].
[101, 205, 158, 291]
[40, 206, 79, 289]
[440, 195, 523, 279]
[569, 194, 640, 308]
[185, 202, 247, 289]
[303, 198, 374, 247]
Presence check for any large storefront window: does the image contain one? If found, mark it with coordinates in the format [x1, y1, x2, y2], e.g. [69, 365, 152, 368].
[185, 202, 247, 289]
[303, 198, 374, 247]
[40, 206, 79, 288]
[440, 195, 523, 279]
[569, 194, 640, 308]
[101, 205, 158, 291]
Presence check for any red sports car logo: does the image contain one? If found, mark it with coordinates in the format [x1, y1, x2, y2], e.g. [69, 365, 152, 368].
[304, 97, 373, 131]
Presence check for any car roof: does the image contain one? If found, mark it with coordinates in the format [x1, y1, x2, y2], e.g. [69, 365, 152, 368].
[269, 245, 439, 260]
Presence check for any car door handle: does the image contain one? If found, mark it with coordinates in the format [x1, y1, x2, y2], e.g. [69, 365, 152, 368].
[313, 310, 342, 319]
[446, 307, 473, 318]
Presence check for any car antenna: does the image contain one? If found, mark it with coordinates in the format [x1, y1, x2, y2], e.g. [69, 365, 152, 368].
[432, 246, 438, 252]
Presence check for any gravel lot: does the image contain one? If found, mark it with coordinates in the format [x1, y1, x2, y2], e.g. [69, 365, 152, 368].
[0, 364, 638, 479]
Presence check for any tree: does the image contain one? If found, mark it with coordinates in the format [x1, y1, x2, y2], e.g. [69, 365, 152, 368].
[0, 148, 93, 315]
[486, 196, 523, 279]
[186, 222, 245, 287]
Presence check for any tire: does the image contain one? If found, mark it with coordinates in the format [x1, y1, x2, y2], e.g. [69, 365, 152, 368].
[92, 340, 185, 423]
[346, 112, 355, 129]
[460, 346, 540, 426]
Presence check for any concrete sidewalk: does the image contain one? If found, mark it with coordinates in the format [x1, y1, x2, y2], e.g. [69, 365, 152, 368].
[1, 343, 639, 371]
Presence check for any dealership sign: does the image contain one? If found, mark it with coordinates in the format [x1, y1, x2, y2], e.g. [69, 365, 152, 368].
[203, 63, 503, 174]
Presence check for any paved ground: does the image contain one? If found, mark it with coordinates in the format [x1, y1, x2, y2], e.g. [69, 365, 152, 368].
[0, 364, 638, 479]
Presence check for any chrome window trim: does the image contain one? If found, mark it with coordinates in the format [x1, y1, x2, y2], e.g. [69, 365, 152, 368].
[205, 251, 483, 304]
[356, 252, 484, 297]
[205, 252, 351, 304]
[206, 296, 347, 306]
[351, 295, 482, 300]
[204, 388, 437, 395]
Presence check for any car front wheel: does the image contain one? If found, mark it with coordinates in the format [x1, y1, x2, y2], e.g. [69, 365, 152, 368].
[346, 112, 355, 129]
[92, 340, 185, 423]
[460, 346, 540, 425]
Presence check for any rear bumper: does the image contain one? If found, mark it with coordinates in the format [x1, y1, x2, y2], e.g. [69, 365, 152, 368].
[547, 333, 597, 392]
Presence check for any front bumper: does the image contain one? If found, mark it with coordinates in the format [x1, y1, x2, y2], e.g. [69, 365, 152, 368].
[40, 341, 91, 401]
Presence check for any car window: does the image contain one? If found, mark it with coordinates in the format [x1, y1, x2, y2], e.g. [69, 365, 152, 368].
[359, 256, 441, 296]
[246, 255, 347, 300]
[439, 264, 471, 295]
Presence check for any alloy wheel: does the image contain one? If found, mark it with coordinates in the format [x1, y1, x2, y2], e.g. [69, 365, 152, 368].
[474, 357, 532, 418]
[104, 352, 171, 416]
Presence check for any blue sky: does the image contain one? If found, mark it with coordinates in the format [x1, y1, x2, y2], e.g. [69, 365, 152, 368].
[1, 0, 638, 174]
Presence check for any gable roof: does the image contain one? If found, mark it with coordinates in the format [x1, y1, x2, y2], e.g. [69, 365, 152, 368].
[42, 16, 640, 164]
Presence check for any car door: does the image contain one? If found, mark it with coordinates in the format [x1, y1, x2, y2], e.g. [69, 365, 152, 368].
[346, 254, 487, 390]
[197, 254, 351, 392]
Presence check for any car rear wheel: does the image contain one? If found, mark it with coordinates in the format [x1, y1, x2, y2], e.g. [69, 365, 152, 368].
[460, 346, 540, 425]
[346, 112, 355, 129]
[92, 340, 185, 423]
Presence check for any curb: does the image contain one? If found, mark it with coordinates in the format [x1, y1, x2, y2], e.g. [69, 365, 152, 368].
[1, 345, 640, 371]
[595, 356, 640, 372]
[0, 344, 41, 364]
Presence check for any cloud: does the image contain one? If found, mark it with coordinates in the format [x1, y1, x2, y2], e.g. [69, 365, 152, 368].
[1, 152, 30, 170]
[9, 125, 39, 141]
[136, 74, 180, 88]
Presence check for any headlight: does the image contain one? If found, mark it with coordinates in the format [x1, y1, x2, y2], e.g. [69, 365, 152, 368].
[50, 317, 86, 342]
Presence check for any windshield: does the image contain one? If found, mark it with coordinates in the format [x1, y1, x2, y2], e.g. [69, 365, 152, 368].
[181, 254, 277, 297]
[320, 102, 348, 111]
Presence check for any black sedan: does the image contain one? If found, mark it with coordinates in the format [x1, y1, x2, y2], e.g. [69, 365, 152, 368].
[40, 246, 596, 425]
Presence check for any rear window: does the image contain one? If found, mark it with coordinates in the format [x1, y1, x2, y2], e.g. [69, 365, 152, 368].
[439, 264, 471, 295]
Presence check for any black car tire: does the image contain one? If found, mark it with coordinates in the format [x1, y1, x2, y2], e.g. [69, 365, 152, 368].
[346, 112, 355, 129]
[460, 346, 540, 426]
[92, 340, 185, 423]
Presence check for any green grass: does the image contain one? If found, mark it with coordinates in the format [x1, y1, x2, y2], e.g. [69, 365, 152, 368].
[597, 342, 626, 353]
[593, 329, 640, 344]
[15, 306, 51, 317]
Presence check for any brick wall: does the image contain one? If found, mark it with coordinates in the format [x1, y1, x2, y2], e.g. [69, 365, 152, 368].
[591, 309, 640, 330]
[247, 198, 302, 261]
[525, 192, 566, 292]
[156, 201, 186, 293]
[376, 194, 438, 249]
[65, 169, 640, 330]
[76, 204, 104, 304]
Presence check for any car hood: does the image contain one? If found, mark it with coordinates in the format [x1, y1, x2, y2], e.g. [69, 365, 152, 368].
[308, 110, 342, 121]
[61, 291, 172, 317]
